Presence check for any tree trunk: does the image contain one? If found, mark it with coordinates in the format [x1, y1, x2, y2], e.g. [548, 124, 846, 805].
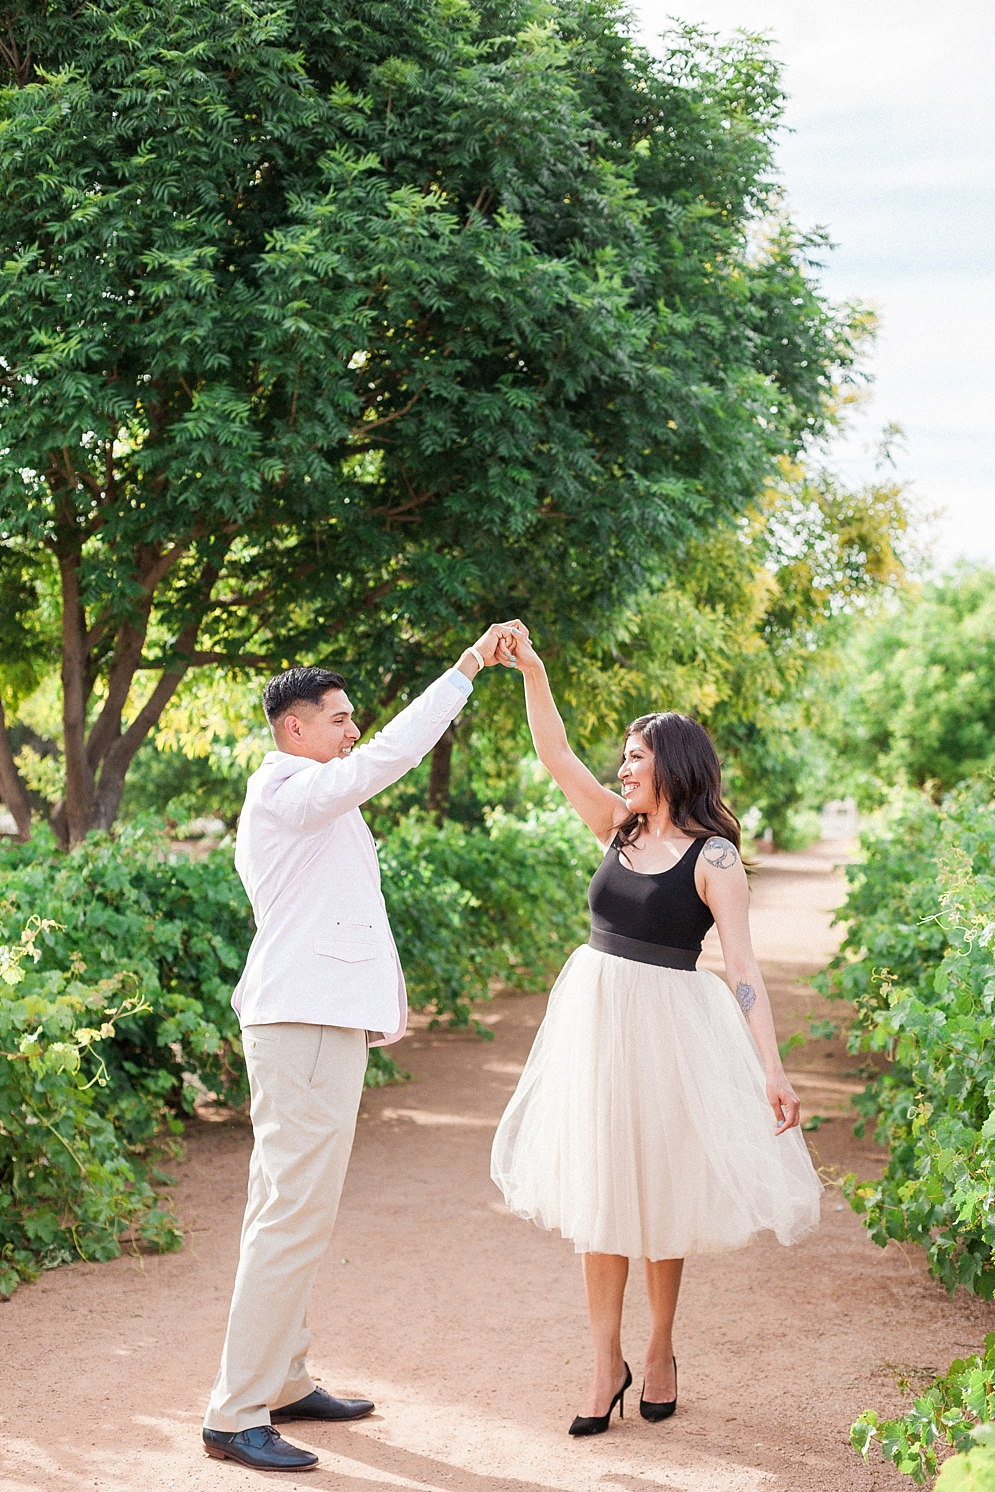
[53, 550, 218, 844]
[91, 658, 192, 829]
[57, 542, 95, 847]
[427, 724, 455, 824]
[0, 699, 33, 841]
[0, 506, 228, 847]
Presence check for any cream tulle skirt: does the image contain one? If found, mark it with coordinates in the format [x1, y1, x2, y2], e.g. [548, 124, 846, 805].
[490, 945, 823, 1259]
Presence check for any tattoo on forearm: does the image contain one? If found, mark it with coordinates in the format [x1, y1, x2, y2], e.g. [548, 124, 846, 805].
[702, 836, 738, 869]
[736, 981, 756, 1016]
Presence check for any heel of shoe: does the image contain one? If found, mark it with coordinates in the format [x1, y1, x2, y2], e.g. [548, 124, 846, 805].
[568, 1363, 632, 1437]
[203, 1445, 227, 1460]
[617, 1361, 632, 1421]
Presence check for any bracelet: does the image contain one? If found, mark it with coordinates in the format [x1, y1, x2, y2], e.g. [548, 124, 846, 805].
[468, 646, 485, 672]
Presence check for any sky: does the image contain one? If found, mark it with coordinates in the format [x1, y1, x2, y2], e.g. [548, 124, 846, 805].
[633, 1, 995, 570]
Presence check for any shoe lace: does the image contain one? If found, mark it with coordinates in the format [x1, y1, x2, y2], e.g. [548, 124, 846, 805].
[240, 1425, 282, 1444]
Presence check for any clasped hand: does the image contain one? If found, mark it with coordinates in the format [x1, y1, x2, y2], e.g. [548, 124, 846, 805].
[471, 620, 532, 669]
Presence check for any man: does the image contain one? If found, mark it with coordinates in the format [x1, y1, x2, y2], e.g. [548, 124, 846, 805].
[203, 626, 517, 1471]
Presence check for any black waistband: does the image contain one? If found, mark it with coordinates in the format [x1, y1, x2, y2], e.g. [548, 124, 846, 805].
[587, 927, 699, 970]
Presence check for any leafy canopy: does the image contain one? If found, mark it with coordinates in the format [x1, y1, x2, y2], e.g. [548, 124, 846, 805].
[441, 457, 909, 842]
[825, 569, 995, 802]
[0, 0, 861, 841]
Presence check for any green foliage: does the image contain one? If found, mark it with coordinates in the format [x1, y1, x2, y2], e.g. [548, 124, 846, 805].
[936, 1429, 995, 1492]
[817, 785, 995, 1297]
[776, 1017, 837, 1064]
[816, 788, 946, 1011]
[0, 915, 182, 1297]
[380, 806, 600, 1029]
[826, 569, 995, 804]
[0, 804, 598, 1097]
[497, 457, 909, 841]
[119, 737, 251, 831]
[0, 803, 599, 1282]
[0, 823, 253, 1146]
[0, 0, 862, 841]
[851, 1337, 995, 1486]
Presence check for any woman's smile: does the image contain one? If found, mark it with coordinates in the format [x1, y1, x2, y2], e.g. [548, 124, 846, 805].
[618, 735, 656, 810]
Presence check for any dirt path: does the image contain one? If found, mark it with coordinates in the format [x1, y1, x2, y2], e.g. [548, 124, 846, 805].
[2, 843, 992, 1492]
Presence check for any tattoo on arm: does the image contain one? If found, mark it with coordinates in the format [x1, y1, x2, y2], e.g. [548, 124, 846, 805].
[735, 981, 756, 1016]
[702, 836, 738, 869]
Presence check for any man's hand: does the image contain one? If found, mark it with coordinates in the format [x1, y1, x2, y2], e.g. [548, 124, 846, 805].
[500, 620, 538, 670]
[471, 623, 520, 667]
[455, 621, 532, 681]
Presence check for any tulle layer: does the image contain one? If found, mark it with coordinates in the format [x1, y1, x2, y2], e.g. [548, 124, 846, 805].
[490, 945, 823, 1259]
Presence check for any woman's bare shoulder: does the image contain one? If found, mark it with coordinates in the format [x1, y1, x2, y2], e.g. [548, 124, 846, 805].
[699, 835, 739, 869]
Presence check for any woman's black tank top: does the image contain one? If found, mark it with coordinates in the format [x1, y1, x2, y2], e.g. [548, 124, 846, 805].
[586, 836, 715, 969]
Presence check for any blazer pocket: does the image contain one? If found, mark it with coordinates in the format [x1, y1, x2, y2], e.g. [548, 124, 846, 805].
[313, 936, 379, 963]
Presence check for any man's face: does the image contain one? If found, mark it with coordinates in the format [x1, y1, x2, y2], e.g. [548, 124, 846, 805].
[275, 689, 362, 763]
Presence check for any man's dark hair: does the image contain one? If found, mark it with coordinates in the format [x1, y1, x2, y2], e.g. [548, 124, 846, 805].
[262, 666, 347, 725]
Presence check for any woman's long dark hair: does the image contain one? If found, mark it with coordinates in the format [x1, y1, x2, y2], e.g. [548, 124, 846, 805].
[615, 712, 741, 851]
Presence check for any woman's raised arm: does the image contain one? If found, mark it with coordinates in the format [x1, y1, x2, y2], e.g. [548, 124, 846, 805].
[509, 623, 627, 844]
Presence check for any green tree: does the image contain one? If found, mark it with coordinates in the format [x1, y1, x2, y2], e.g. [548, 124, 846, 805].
[461, 458, 907, 840]
[0, 0, 861, 845]
[827, 569, 995, 800]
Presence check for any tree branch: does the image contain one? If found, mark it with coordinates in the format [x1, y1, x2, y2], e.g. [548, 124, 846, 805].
[90, 561, 224, 829]
[84, 618, 151, 772]
[82, 538, 191, 656]
[0, 12, 34, 87]
[367, 493, 433, 522]
[348, 393, 420, 443]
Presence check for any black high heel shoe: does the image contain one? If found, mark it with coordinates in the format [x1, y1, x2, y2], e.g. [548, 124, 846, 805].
[569, 1362, 632, 1437]
[640, 1356, 677, 1422]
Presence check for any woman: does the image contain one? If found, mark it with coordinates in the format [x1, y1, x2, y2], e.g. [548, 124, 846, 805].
[491, 623, 822, 1436]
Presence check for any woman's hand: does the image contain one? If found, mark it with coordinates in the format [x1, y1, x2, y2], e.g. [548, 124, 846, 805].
[500, 618, 625, 842]
[766, 1071, 801, 1134]
[502, 620, 539, 670]
[468, 623, 520, 668]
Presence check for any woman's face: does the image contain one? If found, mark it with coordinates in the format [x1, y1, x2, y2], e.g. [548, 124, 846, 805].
[617, 732, 658, 814]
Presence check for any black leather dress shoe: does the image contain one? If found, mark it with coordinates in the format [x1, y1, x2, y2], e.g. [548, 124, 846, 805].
[203, 1425, 318, 1470]
[271, 1386, 375, 1423]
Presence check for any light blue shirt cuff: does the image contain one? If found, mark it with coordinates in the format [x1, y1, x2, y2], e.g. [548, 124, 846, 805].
[445, 666, 473, 699]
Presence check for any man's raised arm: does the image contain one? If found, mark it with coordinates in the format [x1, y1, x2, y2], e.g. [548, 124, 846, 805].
[259, 624, 517, 829]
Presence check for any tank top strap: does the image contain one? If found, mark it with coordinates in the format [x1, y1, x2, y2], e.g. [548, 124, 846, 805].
[674, 835, 709, 893]
[681, 836, 708, 871]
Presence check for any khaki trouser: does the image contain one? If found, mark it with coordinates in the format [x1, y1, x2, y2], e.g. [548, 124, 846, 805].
[204, 1022, 368, 1432]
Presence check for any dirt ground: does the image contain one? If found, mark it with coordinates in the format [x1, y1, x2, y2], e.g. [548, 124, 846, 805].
[2, 841, 991, 1492]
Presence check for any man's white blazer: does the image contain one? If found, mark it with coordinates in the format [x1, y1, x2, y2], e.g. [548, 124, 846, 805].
[231, 669, 471, 1044]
